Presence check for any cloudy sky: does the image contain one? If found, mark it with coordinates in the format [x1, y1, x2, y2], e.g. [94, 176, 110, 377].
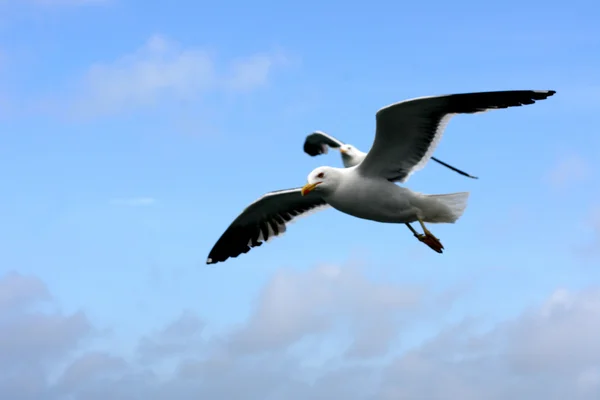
[1, 0, 600, 399]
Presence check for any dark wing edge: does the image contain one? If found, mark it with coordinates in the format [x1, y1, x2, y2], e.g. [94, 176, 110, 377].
[303, 131, 346, 157]
[360, 90, 556, 182]
[375, 90, 556, 120]
[430, 156, 479, 179]
[428, 90, 556, 114]
[206, 188, 329, 265]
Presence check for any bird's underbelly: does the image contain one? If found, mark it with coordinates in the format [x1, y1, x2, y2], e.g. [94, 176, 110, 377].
[324, 186, 418, 223]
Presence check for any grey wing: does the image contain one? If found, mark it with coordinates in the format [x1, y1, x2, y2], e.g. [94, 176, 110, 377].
[206, 188, 329, 264]
[356, 90, 556, 183]
[303, 131, 346, 156]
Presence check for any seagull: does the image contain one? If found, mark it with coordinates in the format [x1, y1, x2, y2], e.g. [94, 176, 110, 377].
[207, 90, 556, 264]
[304, 131, 479, 179]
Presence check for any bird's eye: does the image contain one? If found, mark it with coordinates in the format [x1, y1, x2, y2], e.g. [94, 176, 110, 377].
[317, 172, 325, 179]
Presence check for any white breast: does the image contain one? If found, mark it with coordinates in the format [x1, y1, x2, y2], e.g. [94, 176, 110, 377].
[324, 173, 418, 223]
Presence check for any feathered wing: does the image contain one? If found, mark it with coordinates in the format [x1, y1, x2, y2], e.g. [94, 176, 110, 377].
[303, 131, 346, 156]
[356, 90, 556, 183]
[207, 188, 329, 264]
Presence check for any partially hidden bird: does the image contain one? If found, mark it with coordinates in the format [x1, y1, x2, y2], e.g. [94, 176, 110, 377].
[304, 130, 479, 179]
[206, 90, 556, 264]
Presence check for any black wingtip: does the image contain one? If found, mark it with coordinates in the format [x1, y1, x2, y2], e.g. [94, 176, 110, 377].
[534, 90, 556, 99]
[303, 141, 324, 157]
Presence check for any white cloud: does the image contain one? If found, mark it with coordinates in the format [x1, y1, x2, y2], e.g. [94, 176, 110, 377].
[64, 34, 288, 118]
[109, 197, 157, 207]
[0, 271, 50, 312]
[2, 266, 600, 399]
[136, 310, 205, 363]
[577, 367, 600, 393]
[224, 51, 288, 91]
[376, 286, 600, 400]
[227, 264, 421, 357]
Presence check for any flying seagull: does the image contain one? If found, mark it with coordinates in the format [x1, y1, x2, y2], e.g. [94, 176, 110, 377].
[207, 90, 556, 264]
[304, 131, 479, 179]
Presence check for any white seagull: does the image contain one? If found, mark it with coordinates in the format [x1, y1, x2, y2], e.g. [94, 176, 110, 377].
[207, 90, 556, 264]
[304, 131, 479, 179]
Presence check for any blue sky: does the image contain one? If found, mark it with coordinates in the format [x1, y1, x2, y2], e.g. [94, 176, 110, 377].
[1, 0, 600, 398]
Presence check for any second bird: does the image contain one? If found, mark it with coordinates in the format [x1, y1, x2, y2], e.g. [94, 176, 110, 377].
[303, 130, 479, 179]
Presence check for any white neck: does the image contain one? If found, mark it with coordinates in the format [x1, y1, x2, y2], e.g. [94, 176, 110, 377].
[341, 150, 367, 168]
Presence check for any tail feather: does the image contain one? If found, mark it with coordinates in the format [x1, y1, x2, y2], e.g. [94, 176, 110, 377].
[423, 192, 470, 223]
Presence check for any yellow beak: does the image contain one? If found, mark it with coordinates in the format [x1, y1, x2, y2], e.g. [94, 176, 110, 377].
[339, 148, 347, 154]
[301, 182, 321, 196]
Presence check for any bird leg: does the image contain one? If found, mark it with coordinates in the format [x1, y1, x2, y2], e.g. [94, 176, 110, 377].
[417, 218, 444, 253]
[405, 220, 444, 254]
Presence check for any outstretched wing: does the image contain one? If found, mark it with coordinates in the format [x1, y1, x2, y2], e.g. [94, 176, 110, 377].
[303, 131, 346, 156]
[207, 188, 329, 264]
[356, 90, 556, 183]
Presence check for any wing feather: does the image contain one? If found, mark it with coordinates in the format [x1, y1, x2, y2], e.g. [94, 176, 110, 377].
[303, 131, 346, 156]
[356, 90, 556, 182]
[207, 188, 329, 264]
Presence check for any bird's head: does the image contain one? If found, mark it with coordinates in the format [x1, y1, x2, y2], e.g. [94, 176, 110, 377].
[301, 166, 341, 196]
[338, 144, 364, 168]
[339, 144, 357, 156]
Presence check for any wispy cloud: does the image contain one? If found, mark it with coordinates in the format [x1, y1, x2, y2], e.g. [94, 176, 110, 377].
[109, 197, 157, 207]
[51, 34, 289, 119]
[223, 51, 288, 92]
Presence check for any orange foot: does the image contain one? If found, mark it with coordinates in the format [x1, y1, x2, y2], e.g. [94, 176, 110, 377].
[415, 232, 444, 253]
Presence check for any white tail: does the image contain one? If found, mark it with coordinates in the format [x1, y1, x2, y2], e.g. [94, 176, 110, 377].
[423, 192, 470, 223]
